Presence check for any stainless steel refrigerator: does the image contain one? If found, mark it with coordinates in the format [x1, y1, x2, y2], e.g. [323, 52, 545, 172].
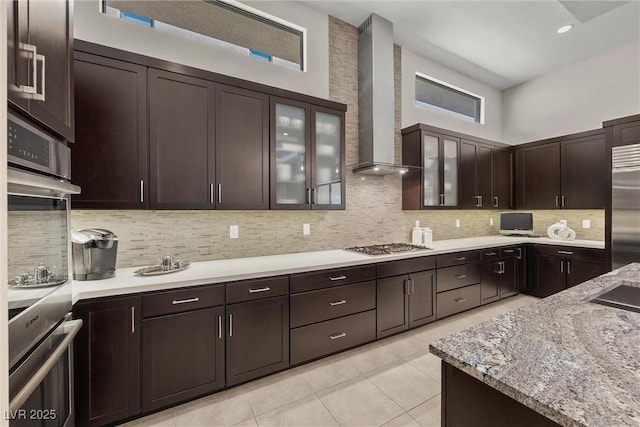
[612, 143, 640, 269]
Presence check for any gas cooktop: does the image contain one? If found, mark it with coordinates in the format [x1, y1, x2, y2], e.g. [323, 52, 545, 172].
[345, 243, 431, 256]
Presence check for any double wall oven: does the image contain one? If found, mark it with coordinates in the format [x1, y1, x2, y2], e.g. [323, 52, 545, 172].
[7, 110, 81, 426]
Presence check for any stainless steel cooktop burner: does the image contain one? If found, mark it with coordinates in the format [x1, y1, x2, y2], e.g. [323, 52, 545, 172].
[345, 243, 431, 256]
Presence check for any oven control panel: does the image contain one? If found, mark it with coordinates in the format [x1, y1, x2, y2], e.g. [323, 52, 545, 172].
[8, 120, 51, 168]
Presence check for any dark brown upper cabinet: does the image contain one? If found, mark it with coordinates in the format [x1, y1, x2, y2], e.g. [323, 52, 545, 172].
[460, 140, 513, 210]
[148, 69, 216, 210]
[402, 126, 460, 209]
[7, 0, 74, 142]
[72, 52, 148, 209]
[515, 130, 605, 209]
[271, 97, 346, 210]
[216, 85, 270, 209]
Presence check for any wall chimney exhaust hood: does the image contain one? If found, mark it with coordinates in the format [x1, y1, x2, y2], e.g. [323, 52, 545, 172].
[351, 14, 418, 175]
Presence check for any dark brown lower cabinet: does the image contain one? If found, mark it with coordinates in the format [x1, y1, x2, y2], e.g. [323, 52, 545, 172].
[528, 245, 606, 298]
[377, 270, 436, 338]
[481, 254, 518, 305]
[442, 362, 561, 427]
[142, 307, 225, 412]
[226, 296, 289, 386]
[73, 296, 140, 427]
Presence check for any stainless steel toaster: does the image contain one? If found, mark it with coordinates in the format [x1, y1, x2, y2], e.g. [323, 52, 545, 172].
[71, 229, 118, 280]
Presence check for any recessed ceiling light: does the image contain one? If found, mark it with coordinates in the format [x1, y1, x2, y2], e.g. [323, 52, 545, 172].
[283, 132, 288, 136]
[557, 24, 574, 34]
[373, 167, 380, 171]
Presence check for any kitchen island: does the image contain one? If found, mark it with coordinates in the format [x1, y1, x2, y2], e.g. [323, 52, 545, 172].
[430, 263, 640, 427]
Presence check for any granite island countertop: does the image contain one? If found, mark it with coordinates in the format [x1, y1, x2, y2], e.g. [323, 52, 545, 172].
[72, 235, 603, 303]
[430, 263, 640, 427]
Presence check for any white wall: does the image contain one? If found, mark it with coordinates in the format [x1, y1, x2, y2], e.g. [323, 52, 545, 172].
[402, 48, 504, 142]
[502, 40, 640, 144]
[73, 0, 329, 98]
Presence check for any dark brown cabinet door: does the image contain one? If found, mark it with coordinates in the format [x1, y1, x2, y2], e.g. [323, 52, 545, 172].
[376, 275, 409, 338]
[566, 259, 605, 288]
[459, 140, 478, 209]
[531, 254, 566, 298]
[216, 85, 269, 209]
[311, 105, 346, 210]
[7, 0, 29, 111]
[515, 143, 561, 209]
[142, 307, 225, 412]
[226, 296, 289, 386]
[561, 135, 606, 209]
[408, 270, 436, 328]
[493, 148, 513, 209]
[481, 261, 500, 304]
[500, 257, 518, 298]
[72, 53, 148, 209]
[148, 69, 216, 209]
[73, 296, 140, 427]
[477, 144, 493, 208]
[26, 0, 74, 141]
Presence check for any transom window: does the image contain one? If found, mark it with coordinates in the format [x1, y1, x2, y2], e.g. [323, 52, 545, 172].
[415, 72, 484, 124]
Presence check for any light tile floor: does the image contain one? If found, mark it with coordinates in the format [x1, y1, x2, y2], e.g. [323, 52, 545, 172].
[121, 294, 538, 427]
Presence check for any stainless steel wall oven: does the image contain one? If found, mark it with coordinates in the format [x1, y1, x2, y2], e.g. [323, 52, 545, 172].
[7, 110, 81, 426]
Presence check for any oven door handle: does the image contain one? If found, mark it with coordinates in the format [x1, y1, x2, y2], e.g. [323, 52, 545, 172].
[8, 167, 81, 197]
[9, 319, 83, 413]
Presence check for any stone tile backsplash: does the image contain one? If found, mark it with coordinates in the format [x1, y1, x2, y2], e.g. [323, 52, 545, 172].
[68, 17, 605, 269]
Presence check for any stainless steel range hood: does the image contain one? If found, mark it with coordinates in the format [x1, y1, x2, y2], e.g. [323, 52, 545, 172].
[352, 14, 417, 175]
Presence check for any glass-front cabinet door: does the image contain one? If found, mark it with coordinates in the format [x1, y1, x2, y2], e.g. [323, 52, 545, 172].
[312, 107, 345, 209]
[422, 132, 459, 208]
[272, 99, 311, 209]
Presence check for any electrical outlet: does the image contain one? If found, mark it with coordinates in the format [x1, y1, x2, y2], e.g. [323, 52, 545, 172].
[303, 223, 311, 235]
[582, 220, 591, 229]
[229, 225, 239, 239]
[489, 218, 494, 226]
[455, 219, 460, 228]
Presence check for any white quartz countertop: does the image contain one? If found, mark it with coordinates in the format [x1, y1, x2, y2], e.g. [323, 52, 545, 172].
[430, 263, 640, 427]
[72, 235, 604, 303]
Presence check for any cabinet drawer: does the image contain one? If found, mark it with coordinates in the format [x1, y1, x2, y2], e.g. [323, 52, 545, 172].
[532, 245, 604, 261]
[290, 310, 376, 365]
[481, 249, 501, 261]
[436, 284, 481, 319]
[290, 265, 376, 293]
[142, 285, 224, 318]
[436, 250, 481, 268]
[376, 256, 435, 278]
[290, 281, 376, 328]
[226, 276, 289, 304]
[500, 246, 520, 258]
[437, 263, 481, 293]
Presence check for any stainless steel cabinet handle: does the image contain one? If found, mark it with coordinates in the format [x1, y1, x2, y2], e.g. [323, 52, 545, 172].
[493, 196, 499, 208]
[567, 261, 571, 274]
[329, 275, 347, 281]
[561, 195, 565, 207]
[500, 261, 505, 274]
[307, 187, 312, 205]
[229, 314, 233, 337]
[18, 43, 37, 94]
[440, 194, 445, 206]
[560, 260, 564, 273]
[454, 298, 467, 303]
[131, 307, 135, 334]
[557, 250, 574, 255]
[485, 252, 497, 256]
[455, 257, 467, 261]
[410, 279, 415, 294]
[218, 184, 222, 204]
[172, 297, 200, 305]
[33, 53, 45, 101]
[140, 180, 144, 203]
[210, 184, 214, 204]
[478, 195, 483, 207]
[475, 196, 481, 207]
[404, 279, 410, 294]
[555, 195, 559, 208]
[312, 187, 316, 204]
[218, 315, 222, 339]
[516, 248, 522, 259]
[456, 274, 467, 279]
[329, 332, 347, 340]
[248, 287, 271, 293]
[329, 299, 347, 306]
[503, 249, 514, 253]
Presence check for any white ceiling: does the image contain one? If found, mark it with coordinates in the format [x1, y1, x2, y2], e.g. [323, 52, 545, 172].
[298, 0, 640, 89]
